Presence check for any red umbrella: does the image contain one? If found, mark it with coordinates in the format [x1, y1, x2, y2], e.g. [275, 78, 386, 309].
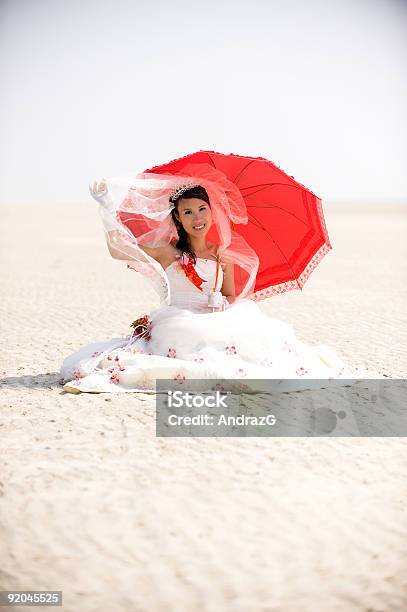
[112, 150, 328, 301]
[141, 150, 331, 301]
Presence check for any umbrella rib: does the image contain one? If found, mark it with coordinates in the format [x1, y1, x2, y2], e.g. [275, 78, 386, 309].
[204, 153, 217, 168]
[233, 160, 257, 185]
[241, 183, 304, 195]
[240, 183, 277, 192]
[245, 204, 308, 226]
[247, 212, 301, 290]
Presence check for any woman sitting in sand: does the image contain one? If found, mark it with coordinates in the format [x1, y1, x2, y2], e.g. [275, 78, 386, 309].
[60, 175, 362, 394]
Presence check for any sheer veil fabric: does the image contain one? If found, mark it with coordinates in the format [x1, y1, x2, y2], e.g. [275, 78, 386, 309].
[95, 164, 259, 306]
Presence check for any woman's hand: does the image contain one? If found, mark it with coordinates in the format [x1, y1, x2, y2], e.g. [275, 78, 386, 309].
[89, 179, 108, 204]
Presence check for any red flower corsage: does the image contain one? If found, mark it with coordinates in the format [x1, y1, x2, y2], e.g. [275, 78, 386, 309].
[177, 254, 206, 291]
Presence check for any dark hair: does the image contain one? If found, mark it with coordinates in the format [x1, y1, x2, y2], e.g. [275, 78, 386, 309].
[170, 185, 211, 264]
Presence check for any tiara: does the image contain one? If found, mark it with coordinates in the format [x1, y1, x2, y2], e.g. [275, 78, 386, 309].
[169, 181, 199, 203]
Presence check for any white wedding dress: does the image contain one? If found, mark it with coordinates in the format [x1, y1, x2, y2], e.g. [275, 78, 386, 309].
[60, 258, 365, 393]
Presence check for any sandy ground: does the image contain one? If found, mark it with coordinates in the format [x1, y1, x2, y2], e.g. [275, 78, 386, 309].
[1, 203, 407, 612]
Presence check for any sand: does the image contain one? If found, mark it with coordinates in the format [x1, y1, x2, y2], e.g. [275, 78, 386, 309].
[1, 203, 406, 611]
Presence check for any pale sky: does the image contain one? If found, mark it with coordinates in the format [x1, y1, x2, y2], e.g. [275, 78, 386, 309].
[0, 0, 406, 206]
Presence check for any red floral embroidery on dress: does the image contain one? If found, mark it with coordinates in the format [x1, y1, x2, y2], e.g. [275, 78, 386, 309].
[109, 373, 120, 384]
[174, 373, 186, 383]
[72, 367, 82, 385]
[296, 367, 309, 376]
[167, 348, 177, 358]
[130, 347, 145, 354]
[193, 355, 205, 363]
[225, 345, 237, 355]
[236, 368, 247, 377]
[91, 351, 101, 358]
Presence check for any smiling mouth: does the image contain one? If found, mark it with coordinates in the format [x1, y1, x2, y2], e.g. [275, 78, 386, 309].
[193, 223, 206, 230]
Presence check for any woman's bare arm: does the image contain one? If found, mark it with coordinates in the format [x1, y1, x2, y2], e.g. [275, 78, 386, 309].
[106, 231, 165, 263]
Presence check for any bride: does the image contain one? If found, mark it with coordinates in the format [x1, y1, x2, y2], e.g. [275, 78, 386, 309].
[60, 175, 364, 394]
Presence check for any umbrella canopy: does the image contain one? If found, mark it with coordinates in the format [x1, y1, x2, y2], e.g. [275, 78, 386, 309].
[143, 150, 331, 301]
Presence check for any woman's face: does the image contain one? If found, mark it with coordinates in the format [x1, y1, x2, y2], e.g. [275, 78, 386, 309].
[175, 198, 212, 238]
